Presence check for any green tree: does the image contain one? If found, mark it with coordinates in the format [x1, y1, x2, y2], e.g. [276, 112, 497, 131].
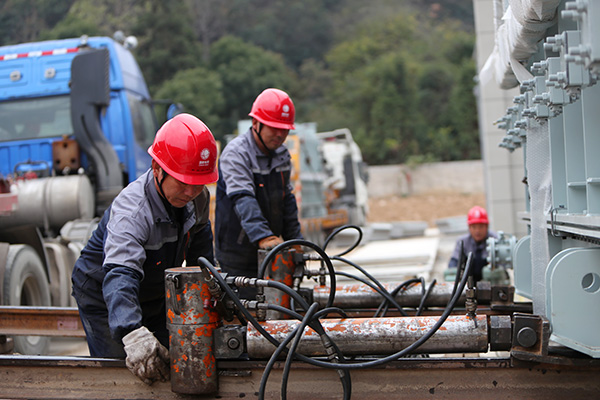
[209, 35, 296, 136]
[224, 0, 338, 70]
[0, 0, 75, 45]
[154, 67, 225, 138]
[132, 1, 202, 93]
[39, 13, 103, 40]
[323, 12, 477, 165]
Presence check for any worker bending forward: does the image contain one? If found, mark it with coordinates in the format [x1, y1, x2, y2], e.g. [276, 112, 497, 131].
[215, 88, 302, 297]
[71, 114, 218, 384]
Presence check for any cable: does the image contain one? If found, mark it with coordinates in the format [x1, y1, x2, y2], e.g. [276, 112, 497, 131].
[258, 305, 351, 400]
[416, 279, 437, 316]
[281, 302, 320, 400]
[323, 224, 363, 257]
[257, 239, 337, 308]
[375, 278, 421, 317]
[198, 257, 350, 391]
[334, 270, 408, 316]
[199, 253, 474, 370]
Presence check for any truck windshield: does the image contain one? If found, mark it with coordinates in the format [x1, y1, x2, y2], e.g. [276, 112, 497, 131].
[0, 96, 73, 141]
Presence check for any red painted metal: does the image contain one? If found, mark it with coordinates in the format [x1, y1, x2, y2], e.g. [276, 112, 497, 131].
[165, 267, 221, 394]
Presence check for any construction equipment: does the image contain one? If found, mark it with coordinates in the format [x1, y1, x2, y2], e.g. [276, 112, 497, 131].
[485, 0, 600, 360]
[231, 121, 368, 246]
[0, 35, 161, 354]
[2, 1, 600, 397]
[287, 124, 369, 244]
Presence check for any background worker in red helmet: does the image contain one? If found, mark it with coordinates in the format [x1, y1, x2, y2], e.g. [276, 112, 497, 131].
[215, 88, 302, 297]
[71, 114, 218, 384]
[448, 205, 497, 282]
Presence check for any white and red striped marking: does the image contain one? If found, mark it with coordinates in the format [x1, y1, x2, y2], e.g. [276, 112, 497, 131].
[0, 47, 80, 62]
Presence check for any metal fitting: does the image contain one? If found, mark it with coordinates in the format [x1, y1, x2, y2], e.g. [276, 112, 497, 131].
[489, 315, 512, 351]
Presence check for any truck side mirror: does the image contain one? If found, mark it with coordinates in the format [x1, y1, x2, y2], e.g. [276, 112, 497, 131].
[70, 48, 123, 215]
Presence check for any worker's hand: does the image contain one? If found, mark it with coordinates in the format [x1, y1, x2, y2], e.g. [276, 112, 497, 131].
[122, 326, 170, 385]
[258, 235, 283, 250]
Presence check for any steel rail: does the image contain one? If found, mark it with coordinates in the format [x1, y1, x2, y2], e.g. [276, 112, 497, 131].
[0, 306, 84, 337]
[0, 355, 599, 399]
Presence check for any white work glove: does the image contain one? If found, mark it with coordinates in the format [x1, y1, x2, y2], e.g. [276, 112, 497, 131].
[122, 326, 170, 385]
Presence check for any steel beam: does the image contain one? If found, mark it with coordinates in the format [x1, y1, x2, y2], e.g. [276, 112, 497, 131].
[247, 315, 489, 358]
[0, 355, 599, 399]
[0, 306, 84, 337]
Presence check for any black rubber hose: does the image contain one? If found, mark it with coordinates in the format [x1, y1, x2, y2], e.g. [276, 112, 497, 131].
[334, 270, 408, 316]
[259, 305, 351, 400]
[256, 239, 337, 308]
[416, 279, 437, 316]
[198, 257, 350, 378]
[332, 255, 408, 317]
[452, 240, 466, 298]
[323, 224, 363, 257]
[264, 279, 311, 311]
[200, 254, 473, 370]
[285, 252, 474, 370]
[281, 302, 321, 400]
[375, 278, 422, 317]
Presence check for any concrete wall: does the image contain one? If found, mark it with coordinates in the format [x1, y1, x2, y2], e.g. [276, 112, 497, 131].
[368, 160, 485, 198]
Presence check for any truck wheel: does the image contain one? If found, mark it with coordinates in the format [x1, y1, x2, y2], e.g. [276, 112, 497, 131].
[3, 244, 51, 355]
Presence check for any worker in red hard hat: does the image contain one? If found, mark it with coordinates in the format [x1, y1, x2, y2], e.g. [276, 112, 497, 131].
[448, 206, 497, 282]
[215, 88, 302, 298]
[71, 114, 218, 385]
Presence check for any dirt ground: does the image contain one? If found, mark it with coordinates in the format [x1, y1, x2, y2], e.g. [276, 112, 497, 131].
[367, 190, 487, 227]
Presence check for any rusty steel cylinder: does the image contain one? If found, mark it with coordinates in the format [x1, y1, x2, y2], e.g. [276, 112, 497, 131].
[313, 282, 467, 309]
[258, 249, 297, 319]
[165, 267, 221, 394]
[247, 315, 488, 358]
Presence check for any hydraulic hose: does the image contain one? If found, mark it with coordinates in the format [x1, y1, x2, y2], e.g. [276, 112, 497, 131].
[200, 251, 474, 370]
[281, 302, 320, 400]
[259, 305, 351, 400]
[375, 277, 422, 317]
[323, 224, 364, 257]
[257, 239, 337, 308]
[416, 279, 437, 316]
[334, 270, 408, 316]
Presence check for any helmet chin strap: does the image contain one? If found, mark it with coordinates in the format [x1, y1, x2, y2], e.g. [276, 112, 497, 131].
[154, 169, 180, 216]
[253, 122, 274, 167]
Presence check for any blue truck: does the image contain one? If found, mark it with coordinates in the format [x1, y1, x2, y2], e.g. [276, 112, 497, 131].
[0, 36, 160, 354]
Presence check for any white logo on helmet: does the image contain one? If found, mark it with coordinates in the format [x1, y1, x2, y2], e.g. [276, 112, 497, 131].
[281, 104, 290, 118]
[198, 148, 211, 167]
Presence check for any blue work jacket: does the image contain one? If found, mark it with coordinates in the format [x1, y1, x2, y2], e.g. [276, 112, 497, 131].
[71, 169, 214, 343]
[214, 128, 302, 274]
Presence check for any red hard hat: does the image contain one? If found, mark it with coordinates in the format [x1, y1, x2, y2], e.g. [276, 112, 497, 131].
[249, 88, 296, 130]
[148, 113, 218, 185]
[467, 206, 489, 225]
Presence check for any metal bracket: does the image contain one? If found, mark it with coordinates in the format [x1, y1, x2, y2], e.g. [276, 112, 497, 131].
[550, 205, 565, 237]
[511, 313, 551, 361]
[214, 325, 246, 360]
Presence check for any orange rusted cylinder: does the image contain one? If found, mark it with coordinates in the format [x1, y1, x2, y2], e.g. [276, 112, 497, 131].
[165, 267, 221, 394]
[258, 249, 297, 319]
[247, 315, 488, 358]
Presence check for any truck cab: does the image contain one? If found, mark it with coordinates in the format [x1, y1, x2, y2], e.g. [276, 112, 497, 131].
[0, 36, 157, 209]
[0, 36, 158, 355]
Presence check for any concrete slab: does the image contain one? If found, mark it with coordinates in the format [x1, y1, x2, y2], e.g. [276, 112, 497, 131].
[328, 236, 439, 284]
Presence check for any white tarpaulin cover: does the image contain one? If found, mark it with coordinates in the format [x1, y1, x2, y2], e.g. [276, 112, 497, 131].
[479, 0, 561, 89]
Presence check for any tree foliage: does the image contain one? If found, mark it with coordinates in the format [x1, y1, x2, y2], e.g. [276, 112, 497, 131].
[0, 0, 479, 165]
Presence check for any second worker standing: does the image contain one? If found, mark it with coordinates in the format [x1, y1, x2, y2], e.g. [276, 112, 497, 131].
[215, 88, 303, 298]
